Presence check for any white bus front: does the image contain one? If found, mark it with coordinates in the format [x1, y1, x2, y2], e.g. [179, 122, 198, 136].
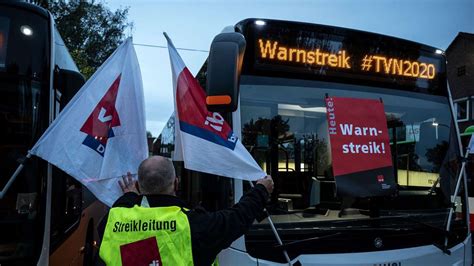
[203, 19, 472, 266]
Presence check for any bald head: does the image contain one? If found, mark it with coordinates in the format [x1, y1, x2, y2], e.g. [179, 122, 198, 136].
[138, 156, 176, 195]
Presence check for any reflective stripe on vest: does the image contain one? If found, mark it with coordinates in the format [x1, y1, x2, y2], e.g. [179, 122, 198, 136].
[99, 200, 193, 266]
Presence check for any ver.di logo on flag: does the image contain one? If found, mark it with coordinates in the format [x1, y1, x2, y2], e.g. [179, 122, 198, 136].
[80, 75, 121, 156]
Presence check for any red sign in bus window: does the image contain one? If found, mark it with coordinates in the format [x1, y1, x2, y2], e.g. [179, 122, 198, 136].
[0, 17, 9, 68]
[325, 96, 396, 197]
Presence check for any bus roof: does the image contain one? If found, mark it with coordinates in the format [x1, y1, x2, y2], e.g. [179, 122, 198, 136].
[1, 1, 49, 19]
[236, 18, 444, 54]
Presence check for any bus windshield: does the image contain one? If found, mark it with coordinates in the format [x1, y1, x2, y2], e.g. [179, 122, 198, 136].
[240, 77, 460, 226]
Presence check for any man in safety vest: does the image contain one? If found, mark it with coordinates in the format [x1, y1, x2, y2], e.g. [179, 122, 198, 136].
[97, 155, 274, 266]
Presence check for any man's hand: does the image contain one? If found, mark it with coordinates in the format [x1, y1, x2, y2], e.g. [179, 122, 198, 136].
[256, 175, 274, 194]
[118, 172, 139, 194]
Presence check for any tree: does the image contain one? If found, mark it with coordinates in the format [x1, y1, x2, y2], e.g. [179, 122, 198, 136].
[242, 115, 291, 148]
[38, 0, 131, 79]
[146, 131, 153, 138]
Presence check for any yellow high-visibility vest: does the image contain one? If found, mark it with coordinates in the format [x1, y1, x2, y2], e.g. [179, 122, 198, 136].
[99, 196, 194, 265]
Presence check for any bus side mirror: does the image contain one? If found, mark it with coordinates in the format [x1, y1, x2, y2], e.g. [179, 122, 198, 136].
[54, 68, 85, 110]
[206, 32, 246, 113]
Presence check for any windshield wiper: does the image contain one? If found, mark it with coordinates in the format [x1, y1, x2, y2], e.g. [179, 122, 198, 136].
[385, 215, 451, 254]
[278, 232, 343, 249]
[275, 212, 453, 254]
[277, 226, 403, 250]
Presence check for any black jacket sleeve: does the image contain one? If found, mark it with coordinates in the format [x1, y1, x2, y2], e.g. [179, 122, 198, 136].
[187, 184, 269, 266]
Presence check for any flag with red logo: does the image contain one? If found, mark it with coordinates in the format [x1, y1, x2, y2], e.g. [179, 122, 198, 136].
[165, 34, 265, 181]
[29, 38, 147, 206]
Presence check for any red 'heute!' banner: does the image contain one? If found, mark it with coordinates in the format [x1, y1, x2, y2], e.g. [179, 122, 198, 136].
[326, 96, 396, 197]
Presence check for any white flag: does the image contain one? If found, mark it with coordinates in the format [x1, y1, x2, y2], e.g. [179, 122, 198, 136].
[165, 34, 265, 181]
[30, 38, 148, 206]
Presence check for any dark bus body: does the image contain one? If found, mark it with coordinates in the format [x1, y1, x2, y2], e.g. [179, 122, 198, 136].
[0, 2, 106, 265]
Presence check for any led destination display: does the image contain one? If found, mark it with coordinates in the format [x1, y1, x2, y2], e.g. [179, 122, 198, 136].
[257, 39, 437, 80]
[239, 19, 446, 93]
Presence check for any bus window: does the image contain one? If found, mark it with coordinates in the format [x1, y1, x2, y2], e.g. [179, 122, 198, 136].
[0, 6, 50, 264]
[50, 168, 82, 250]
[0, 17, 9, 69]
[0, 3, 106, 265]
[238, 78, 462, 261]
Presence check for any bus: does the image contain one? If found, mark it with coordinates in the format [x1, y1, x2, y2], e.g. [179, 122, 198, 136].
[0, 2, 107, 265]
[157, 18, 471, 265]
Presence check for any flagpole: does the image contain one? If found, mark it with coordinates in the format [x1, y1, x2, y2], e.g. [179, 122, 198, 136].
[249, 181, 292, 265]
[0, 153, 31, 199]
[443, 147, 470, 251]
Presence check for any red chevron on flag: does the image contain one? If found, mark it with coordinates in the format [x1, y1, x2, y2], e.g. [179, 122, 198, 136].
[80, 74, 122, 155]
